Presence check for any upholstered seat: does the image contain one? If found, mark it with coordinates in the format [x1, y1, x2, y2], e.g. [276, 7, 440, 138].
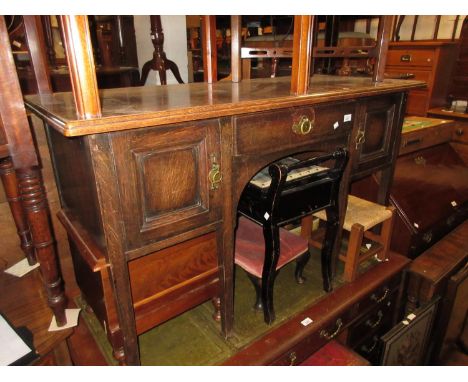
[235, 216, 308, 278]
[235, 148, 349, 324]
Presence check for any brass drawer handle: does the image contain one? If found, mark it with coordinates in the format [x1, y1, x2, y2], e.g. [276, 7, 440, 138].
[366, 310, 384, 329]
[288, 351, 297, 366]
[355, 129, 365, 149]
[319, 318, 343, 340]
[403, 137, 422, 147]
[371, 287, 390, 303]
[292, 116, 313, 135]
[208, 155, 222, 190]
[414, 155, 426, 165]
[361, 335, 379, 354]
[422, 231, 433, 244]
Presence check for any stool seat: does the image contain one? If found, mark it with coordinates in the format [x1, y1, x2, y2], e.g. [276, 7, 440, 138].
[311, 195, 395, 282]
[314, 195, 393, 231]
[235, 217, 308, 278]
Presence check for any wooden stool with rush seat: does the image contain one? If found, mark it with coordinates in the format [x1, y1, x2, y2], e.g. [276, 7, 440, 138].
[313, 195, 395, 282]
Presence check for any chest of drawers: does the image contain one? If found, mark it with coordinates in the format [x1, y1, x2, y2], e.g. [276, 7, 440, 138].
[385, 42, 459, 116]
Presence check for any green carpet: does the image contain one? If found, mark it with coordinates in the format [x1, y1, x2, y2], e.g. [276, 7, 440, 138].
[78, 247, 379, 365]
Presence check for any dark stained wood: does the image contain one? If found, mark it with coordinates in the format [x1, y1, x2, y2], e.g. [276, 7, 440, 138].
[21, 14, 424, 365]
[373, 16, 393, 82]
[291, 15, 314, 95]
[201, 16, 217, 83]
[0, 18, 37, 169]
[0, 158, 35, 264]
[223, 253, 410, 365]
[87, 133, 139, 365]
[140, 16, 184, 86]
[23, 16, 52, 94]
[24, 75, 424, 137]
[0, 16, 67, 326]
[406, 220, 468, 308]
[59, 15, 101, 119]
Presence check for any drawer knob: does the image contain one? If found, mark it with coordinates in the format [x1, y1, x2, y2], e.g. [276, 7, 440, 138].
[371, 287, 390, 303]
[292, 116, 313, 135]
[456, 128, 464, 136]
[319, 318, 343, 340]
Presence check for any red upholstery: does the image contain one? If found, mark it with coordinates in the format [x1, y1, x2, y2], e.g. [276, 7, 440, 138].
[234, 216, 308, 278]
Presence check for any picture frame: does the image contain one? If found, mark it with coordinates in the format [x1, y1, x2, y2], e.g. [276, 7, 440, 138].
[380, 297, 440, 366]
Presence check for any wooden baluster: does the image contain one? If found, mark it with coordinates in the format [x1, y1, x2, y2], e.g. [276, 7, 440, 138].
[291, 15, 314, 95]
[140, 16, 184, 86]
[40, 16, 56, 67]
[231, 16, 242, 83]
[201, 16, 217, 83]
[59, 15, 102, 119]
[0, 16, 67, 325]
[0, 158, 35, 265]
[23, 16, 53, 94]
[372, 16, 393, 83]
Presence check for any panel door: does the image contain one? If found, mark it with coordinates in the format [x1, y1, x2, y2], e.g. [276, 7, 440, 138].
[111, 119, 222, 249]
[352, 94, 404, 178]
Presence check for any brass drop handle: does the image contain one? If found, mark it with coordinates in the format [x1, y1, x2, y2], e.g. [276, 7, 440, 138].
[366, 310, 384, 329]
[456, 128, 464, 136]
[288, 352, 297, 366]
[371, 287, 390, 303]
[355, 129, 365, 149]
[292, 116, 313, 135]
[361, 336, 379, 354]
[319, 318, 343, 340]
[208, 155, 222, 190]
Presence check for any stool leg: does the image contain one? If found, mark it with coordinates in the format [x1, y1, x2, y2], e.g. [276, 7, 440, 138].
[343, 223, 364, 283]
[378, 207, 395, 261]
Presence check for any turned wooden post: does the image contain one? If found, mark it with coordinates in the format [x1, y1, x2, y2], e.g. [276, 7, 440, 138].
[17, 167, 67, 324]
[0, 16, 67, 325]
[0, 158, 35, 265]
[140, 15, 184, 86]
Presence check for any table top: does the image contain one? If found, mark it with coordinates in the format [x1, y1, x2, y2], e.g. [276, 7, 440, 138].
[24, 75, 424, 137]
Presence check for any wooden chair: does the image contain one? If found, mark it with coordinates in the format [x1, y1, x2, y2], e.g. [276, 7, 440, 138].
[235, 148, 348, 324]
[313, 195, 395, 282]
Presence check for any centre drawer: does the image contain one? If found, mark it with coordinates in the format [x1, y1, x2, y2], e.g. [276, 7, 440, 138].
[233, 102, 355, 156]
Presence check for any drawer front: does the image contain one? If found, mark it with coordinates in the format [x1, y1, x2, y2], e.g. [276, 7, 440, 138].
[111, 120, 222, 249]
[348, 291, 398, 347]
[234, 102, 355, 157]
[270, 310, 356, 365]
[386, 68, 432, 84]
[399, 123, 454, 155]
[354, 273, 401, 316]
[387, 48, 435, 68]
[452, 121, 468, 144]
